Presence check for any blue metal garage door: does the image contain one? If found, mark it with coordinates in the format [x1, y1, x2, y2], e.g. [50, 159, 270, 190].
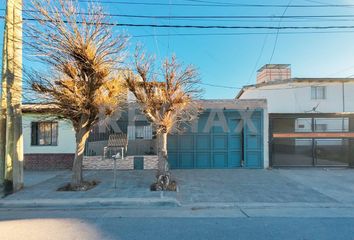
[168, 110, 263, 169]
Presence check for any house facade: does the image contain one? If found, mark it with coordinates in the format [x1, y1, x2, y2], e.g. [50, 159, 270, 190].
[168, 100, 268, 169]
[237, 64, 354, 167]
[21, 99, 269, 170]
[22, 105, 76, 169]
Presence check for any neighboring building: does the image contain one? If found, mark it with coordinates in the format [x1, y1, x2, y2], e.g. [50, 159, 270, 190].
[22, 104, 76, 169]
[237, 64, 354, 167]
[21, 99, 269, 170]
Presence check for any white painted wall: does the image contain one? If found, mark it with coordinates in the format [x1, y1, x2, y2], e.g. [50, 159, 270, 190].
[262, 106, 269, 168]
[239, 82, 354, 113]
[23, 114, 76, 154]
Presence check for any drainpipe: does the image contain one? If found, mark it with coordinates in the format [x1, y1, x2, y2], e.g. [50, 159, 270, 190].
[342, 82, 345, 131]
[342, 82, 345, 112]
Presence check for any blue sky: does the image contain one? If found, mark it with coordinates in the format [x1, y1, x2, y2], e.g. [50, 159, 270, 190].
[1, 0, 354, 99]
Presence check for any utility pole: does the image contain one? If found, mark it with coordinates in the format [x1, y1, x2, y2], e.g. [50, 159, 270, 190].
[0, 0, 23, 193]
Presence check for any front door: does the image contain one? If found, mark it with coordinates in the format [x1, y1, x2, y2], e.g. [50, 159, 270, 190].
[228, 118, 243, 168]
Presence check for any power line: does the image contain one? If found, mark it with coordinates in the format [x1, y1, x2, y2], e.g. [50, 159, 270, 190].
[6, 9, 354, 21]
[56, 22, 354, 30]
[74, 0, 354, 8]
[327, 65, 354, 77]
[31, 14, 354, 19]
[247, 28, 272, 84]
[3, 17, 354, 38]
[129, 18, 354, 23]
[304, 0, 337, 6]
[269, 0, 293, 64]
[198, 81, 354, 90]
[197, 82, 241, 89]
[5, 16, 354, 31]
[132, 31, 354, 37]
[167, 0, 172, 55]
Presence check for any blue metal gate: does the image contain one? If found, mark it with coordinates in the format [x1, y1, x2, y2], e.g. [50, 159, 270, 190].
[168, 110, 263, 169]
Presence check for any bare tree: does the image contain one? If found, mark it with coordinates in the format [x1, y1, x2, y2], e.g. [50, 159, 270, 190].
[25, 0, 127, 187]
[125, 50, 202, 190]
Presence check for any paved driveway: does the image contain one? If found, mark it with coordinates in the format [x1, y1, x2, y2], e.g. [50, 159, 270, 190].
[172, 169, 354, 204]
[277, 169, 354, 203]
[3, 168, 354, 206]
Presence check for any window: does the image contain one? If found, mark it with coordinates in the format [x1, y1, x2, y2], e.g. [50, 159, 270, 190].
[135, 126, 144, 139]
[128, 125, 153, 140]
[314, 118, 348, 132]
[311, 86, 326, 99]
[315, 124, 327, 132]
[295, 118, 312, 132]
[31, 122, 58, 146]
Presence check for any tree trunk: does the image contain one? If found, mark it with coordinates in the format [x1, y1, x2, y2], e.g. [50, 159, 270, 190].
[156, 132, 169, 177]
[71, 128, 90, 186]
[152, 132, 177, 191]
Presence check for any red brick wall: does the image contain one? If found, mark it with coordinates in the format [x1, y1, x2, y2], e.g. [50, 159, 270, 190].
[24, 154, 75, 170]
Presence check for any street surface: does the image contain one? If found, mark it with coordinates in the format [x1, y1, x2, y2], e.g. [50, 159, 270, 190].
[1, 208, 354, 240]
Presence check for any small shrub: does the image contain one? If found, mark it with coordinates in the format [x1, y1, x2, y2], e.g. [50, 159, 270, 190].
[57, 180, 100, 191]
[150, 180, 177, 192]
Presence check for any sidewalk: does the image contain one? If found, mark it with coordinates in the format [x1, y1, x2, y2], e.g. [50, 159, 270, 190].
[1, 168, 354, 209]
[1, 170, 178, 208]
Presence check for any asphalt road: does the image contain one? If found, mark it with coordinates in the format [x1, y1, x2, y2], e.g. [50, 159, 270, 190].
[1, 208, 354, 240]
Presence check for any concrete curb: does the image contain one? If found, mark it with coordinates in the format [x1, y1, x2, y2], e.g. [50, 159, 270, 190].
[0, 197, 181, 209]
[182, 202, 354, 209]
